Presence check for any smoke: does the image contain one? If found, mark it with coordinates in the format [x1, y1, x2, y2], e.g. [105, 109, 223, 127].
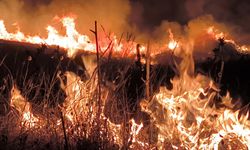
[185, 0, 250, 45]
[129, 0, 250, 45]
[0, 0, 131, 38]
[0, 0, 249, 48]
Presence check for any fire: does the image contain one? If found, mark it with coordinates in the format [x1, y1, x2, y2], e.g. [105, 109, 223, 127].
[207, 26, 225, 40]
[168, 29, 178, 50]
[140, 41, 250, 149]
[0, 17, 96, 57]
[56, 71, 149, 148]
[10, 86, 40, 128]
[168, 40, 178, 50]
[0, 16, 144, 58]
[207, 26, 250, 53]
[2, 15, 250, 149]
[128, 119, 145, 148]
[142, 85, 250, 149]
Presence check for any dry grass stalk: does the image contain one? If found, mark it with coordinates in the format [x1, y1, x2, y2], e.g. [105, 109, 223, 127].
[146, 40, 151, 101]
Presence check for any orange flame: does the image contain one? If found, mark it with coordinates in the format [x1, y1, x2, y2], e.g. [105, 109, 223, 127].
[140, 41, 250, 149]
[3, 15, 250, 149]
[10, 86, 40, 128]
[168, 29, 178, 50]
[0, 16, 145, 58]
[207, 26, 250, 53]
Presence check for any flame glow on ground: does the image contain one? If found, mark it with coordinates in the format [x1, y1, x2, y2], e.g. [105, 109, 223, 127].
[1, 16, 250, 149]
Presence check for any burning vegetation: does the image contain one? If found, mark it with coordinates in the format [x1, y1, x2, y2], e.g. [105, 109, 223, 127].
[0, 2, 250, 149]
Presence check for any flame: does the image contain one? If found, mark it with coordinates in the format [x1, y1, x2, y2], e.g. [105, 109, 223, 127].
[168, 29, 179, 50]
[140, 41, 250, 149]
[10, 86, 40, 128]
[207, 26, 250, 53]
[2, 15, 250, 149]
[128, 119, 146, 148]
[0, 16, 145, 58]
[0, 17, 96, 57]
[1, 16, 248, 58]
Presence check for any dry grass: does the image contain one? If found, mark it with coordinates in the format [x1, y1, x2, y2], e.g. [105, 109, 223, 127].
[0, 56, 155, 150]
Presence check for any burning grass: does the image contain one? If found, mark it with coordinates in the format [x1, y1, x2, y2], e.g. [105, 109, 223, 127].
[0, 47, 250, 149]
[0, 16, 250, 150]
[0, 68, 150, 149]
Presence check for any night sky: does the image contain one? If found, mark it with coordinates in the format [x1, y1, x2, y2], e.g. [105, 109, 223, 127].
[129, 0, 250, 33]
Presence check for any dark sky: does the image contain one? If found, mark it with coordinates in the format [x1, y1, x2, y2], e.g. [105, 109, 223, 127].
[129, 0, 250, 33]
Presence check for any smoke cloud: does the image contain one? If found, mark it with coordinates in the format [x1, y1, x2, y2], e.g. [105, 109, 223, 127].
[0, 0, 249, 46]
[130, 0, 250, 45]
[0, 0, 131, 38]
